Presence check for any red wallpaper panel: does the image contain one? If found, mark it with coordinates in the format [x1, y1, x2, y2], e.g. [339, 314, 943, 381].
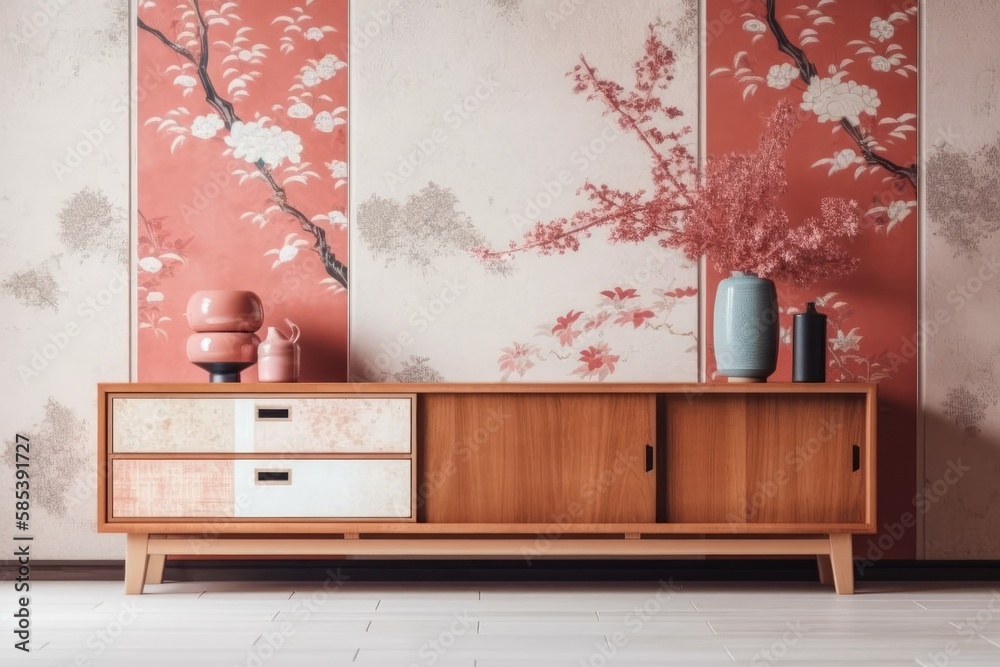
[136, 0, 349, 382]
[707, 0, 918, 557]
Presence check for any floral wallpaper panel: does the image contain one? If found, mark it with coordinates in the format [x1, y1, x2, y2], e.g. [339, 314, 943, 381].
[136, 0, 350, 382]
[706, 0, 919, 557]
[349, 0, 701, 382]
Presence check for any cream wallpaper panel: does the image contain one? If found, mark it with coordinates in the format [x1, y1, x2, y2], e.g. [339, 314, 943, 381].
[923, 0, 1000, 558]
[0, 0, 130, 558]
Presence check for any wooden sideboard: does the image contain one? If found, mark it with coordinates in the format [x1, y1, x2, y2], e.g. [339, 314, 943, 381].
[97, 383, 876, 594]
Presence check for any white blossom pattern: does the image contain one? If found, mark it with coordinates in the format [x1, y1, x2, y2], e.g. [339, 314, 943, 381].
[743, 19, 766, 33]
[766, 63, 798, 90]
[314, 111, 335, 133]
[138, 257, 163, 273]
[831, 327, 863, 353]
[287, 102, 313, 119]
[316, 54, 346, 80]
[225, 120, 303, 167]
[870, 55, 892, 72]
[326, 160, 347, 179]
[191, 113, 225, 139]
[888, 200, 912, 224]
[264, 233, 310, 269]
[869, 17, 894, 42]
[800, 74, 881, 124]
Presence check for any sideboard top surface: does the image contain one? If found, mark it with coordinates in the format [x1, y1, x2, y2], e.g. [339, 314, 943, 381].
[99, 382, 875, 395]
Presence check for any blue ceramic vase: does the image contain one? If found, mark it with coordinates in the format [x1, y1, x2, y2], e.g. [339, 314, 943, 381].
[713, 271, 779, 382]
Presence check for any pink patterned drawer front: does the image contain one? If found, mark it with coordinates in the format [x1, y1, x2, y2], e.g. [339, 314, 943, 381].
[111, 395, 413, 454]
[251, 397, 412, 454]
[112, 460, 235, 518]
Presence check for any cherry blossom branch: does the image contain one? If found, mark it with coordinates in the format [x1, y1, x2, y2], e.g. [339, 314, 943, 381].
[478, 209, 647, 260]
[764, 0, 917, 188]
[137, 1, 348, 289]
[579, 54, 692, 205]
[479, 200, 690, 261]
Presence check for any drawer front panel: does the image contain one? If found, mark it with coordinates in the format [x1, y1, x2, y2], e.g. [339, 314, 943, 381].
[250, 397, 412, 454]
[111, 396, 412, 454]
[112, 459, 235, 518]
[112, 398, 237, 453]
[233, 459, 412, 519]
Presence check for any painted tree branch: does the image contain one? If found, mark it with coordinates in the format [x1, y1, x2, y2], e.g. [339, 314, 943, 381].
[579, 56, 681, 199]
[137, 1, 348, 288]
[475, 26, 695, 264]
[764, 0, 917, 189]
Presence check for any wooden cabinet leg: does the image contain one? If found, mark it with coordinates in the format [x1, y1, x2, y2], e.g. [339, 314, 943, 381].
[828, 534, 855, 595]
[816, 554, 834, 585]
[125, 533, 150, 595]
[146, 554, 166, 586]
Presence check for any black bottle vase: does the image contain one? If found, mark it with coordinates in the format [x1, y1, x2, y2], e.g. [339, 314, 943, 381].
[792, 302, 827, 382]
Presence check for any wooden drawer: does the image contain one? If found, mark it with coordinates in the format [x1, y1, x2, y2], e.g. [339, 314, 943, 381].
[111, 395, 414, 454]
[111, 459, 412, 519]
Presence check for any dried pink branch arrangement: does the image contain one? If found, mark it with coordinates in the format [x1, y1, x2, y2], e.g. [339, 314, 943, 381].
[662, 100, 861, 287]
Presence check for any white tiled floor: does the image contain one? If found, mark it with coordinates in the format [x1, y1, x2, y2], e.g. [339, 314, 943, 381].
[4, 579, 1000, 665]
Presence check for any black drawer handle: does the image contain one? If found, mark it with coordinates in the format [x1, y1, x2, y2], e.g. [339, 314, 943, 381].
[852, 445, 861, 472]
[255, 469, 292, 485]
[257, 407, 291, 420]
[645, 444, 654, 473]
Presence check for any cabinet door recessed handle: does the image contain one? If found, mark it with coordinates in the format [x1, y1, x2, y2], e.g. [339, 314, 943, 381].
[645, 444, 654, 473]
[852, 445, 861, 473]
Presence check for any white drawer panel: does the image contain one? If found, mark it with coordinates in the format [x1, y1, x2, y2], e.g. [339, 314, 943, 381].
[234, 459, 411, 519]
[111, 396, 412, 454]
[250, 397, 412, 454]
[112, 398, 236, 453]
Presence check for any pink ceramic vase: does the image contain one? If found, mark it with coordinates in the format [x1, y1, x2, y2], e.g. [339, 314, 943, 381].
[257, 320, 301, 383]
[186, 332, 261, 382]
[185, 290, 264, 333]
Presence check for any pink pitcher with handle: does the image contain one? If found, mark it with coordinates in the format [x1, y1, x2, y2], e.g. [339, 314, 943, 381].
[257, 319, 301, 382]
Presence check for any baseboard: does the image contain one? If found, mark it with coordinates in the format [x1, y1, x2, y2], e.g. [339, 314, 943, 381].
[2, 559, 999, 583]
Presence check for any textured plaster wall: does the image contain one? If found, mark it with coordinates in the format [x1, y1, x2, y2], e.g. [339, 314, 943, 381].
[0, 0, 130, 558]
[923, 0, 1000, 559]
